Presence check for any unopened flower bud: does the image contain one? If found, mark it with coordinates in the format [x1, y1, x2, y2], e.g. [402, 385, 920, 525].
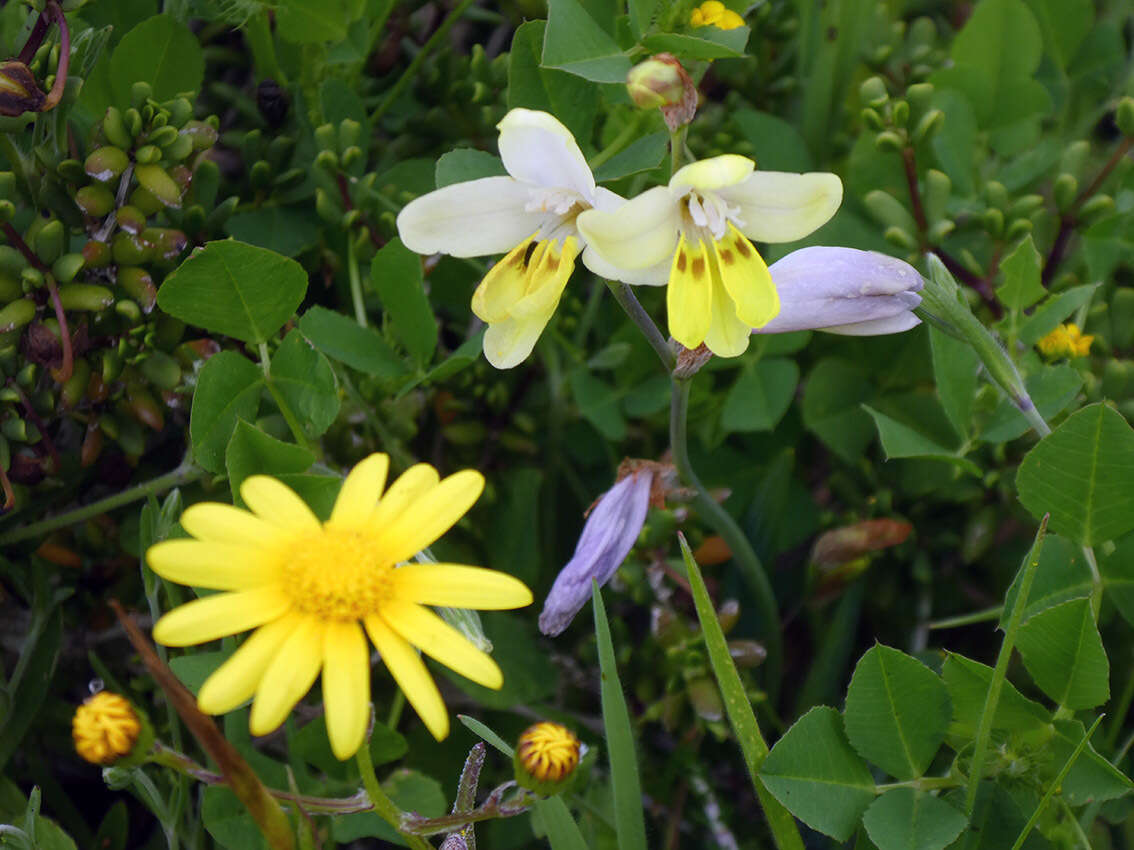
[514, 722, 581, 795]
[72, 692, 148, 766]
[0, 61, 45, 116]
[1116, 96, 1134, 137]
[627, 55, 687, 110]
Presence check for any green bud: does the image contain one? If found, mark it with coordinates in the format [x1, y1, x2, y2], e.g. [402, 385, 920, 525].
[165, 97, 193, 127]
[135, 164, 182, 208]
[341, 209, 362, 230]
[1009, 194, 1045, 217]
[870, 44, 893, 65]
[1114, 96, 1134, 138]
[147, 125, 179, 148]
[127, 185, 164, 216]
[114, 298, 142, 324]
[273, 168, 305, 192]
[115, 205, 146, 235]
[191, 157, 220, 208]
[102, 106, 133, 149]
[859, 76, 889, 107]
[75, 184, 115, 217]
[864, 189, 918, 231]
[910, 16, 936, 45]
[0, 298, 35, 332]
[984, 181, 1008, 208]
[124, 107, 143, 138]
[249, 159, 272, 191]
[314, 149, 339, 173]
[981, 208, 1004, 237]
[140, 351, 181, 391]
[52, 253, 85, 284]
[891, 99, 909, 127]
[1005, 218, 1033, 240]
[1053, 173, 1078, 212]
[315, 188, 340, 224]
[116, 267, 156, 312]
[181, 120, 218, 152]
[860, 107, 885, 131]
[82, 240, 111, 268]
[112, 231, 151, 265]
[266, 136, 295, 171]
[338, 119, 362, 150]
[57, 158, 86, 183]
[142, 228, 187, 262]
[912, 109, 944, 143]
[1079, 194, 1114, 222]
[151, 315, 185, 350]
[314, 123, 337, 153]
[59, 282, 114, 311]
[240, 128, 263, 165]
[0, 246, 21, 277]
[874, 130, 905, 153]
[884, 225, 917, 250]
[34, 219, 65, 265]
[204, 196, 238, 231]
[0, 200, 14, 224]
[341, 146, 364, 171]
[182, 204, 206, 234]
[905, 82, 934, 113]
[84, 146, 129, 182]
[1060, 140, 1090, 175]
[20, 266, 43, 291]
[134, 144, 161, 165]
[60, 357, 91, 408]
[928, 219, 955, 242]
[130, 81, 152, 108]
[2, 417, 31, 443]
[0, 272, 20, 302]
[150, 109, 168, 129]
[923, 169, 951, 223]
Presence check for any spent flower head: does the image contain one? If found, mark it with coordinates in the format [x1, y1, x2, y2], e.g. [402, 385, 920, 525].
[148, 454, 532, 760]
[73, 692, 143, 765]
[577, 156, 842, 356]
[397, 108, 621, 369]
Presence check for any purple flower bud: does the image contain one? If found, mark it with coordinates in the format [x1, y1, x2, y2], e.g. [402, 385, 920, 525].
[539, 469, 655, 636]
[756, 247, 923, 336]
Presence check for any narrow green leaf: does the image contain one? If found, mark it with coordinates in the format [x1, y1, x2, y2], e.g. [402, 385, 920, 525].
[1015, 597, 1109, 709]
[1018, 283, 1098, 345]
[999, 534, 1092, 628]
[1016, 403, 1134, 545]
[298, 306, 408, 379]
[189, 351, 263, 474]
[861, 789, 967, 850]
[591, 583, 646, 850]
[1051, 719, 1133, 805]
[371, 238, 439, 364]
[843, 644, 951, 780]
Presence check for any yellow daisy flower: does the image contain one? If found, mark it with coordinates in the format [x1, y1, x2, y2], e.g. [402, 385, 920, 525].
[148, 454, 533, 760]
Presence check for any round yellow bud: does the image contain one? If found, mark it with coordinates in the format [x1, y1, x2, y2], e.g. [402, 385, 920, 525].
[72, 692, 142, 765]
[514, 722, 581, 795]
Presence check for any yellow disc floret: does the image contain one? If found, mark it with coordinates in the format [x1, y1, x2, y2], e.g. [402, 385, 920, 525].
[515, 722, 581, 793]
[282, 528, 394, 620]
[73, 692, 141, 765]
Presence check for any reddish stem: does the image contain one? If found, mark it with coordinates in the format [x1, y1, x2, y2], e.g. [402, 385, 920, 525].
[44, 274, 73, 383]
[16, 10, 49, 65]
[0, 463, 14, 511]
[2, 222, 48, 272]
[41, 2, 69, 112]
[8, 379, 61, 474]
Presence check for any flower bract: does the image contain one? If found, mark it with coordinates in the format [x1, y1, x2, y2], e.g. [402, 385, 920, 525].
[148, 454, 532, 760]
[397, 108, 621, 369]
[577, 155, 842, 357]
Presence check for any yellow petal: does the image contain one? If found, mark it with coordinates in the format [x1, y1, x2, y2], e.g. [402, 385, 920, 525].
[471, 235, 540, 323]
[146, 540, 281, 590]
[152, 586, 292, 647]
[329, 453, 390, 530]
[240, 476, 321, 533]
[249, 617, 325, 736]
[370, 464, 441, 532]
[718, 9, 745, 28]
[666, 233, 713, 348]
[719, 171, 842, 243]
[365, 614, 449, 740]
[197, 612, 305, 714]
[703, 270, 752, 358]
[481, 311, 554, 369]
[180, 503, 285, 548]
[322, 620, 371, 760]
[512, 237, 578, 319]
[393, 564, 532, 609]
[670, 155, 754, 193]
[378, 470, 485, 564]
[712, 224, 780, 329]
[381, 602, 503, 690]
[575, 187, 680, 273]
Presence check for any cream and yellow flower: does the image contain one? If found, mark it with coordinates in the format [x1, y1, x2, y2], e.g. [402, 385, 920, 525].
[690, 1, 745, 30]
[148, 454, 532, 760]
[576, 155, 842, 357]
[397, 108, 621, 369]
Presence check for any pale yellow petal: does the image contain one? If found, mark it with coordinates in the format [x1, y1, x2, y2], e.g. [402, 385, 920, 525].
[509, 237, 578, 320]
[180, 503, 284, 548]
[378, 470, 485, 564]
[481, 311, 554, 370]
[381, 602, 503, 690]
[370, 464, 440, 531]
[666, 233, 713, 349]
[670, 154, 754, 193]
[712, 224, 779, 329]
[575, 187, 680, 273]
[152, 586, 292, 647]
[719, 171, 842, 243]
[197, 612, 305, 714]
[329, 453, 390, 530]
[497, 108, 595, 198]
[322, 620, 371, 760]
[703, 270, 752, 358]
[240, 476, 321, 533]
[249, 617, 325, 736]
[471, 235, 539, 324]
[395, 176, 535, 257]
[147, 540, 281, 590]
[392, 564, 532, 609]
[365, 614, 449, 740]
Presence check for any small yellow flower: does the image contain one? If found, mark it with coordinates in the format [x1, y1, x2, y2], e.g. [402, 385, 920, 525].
[148, 454, 533, 760]
[1037, 323, 1093, 359]
[690, 1, 745, 30]
[73, 692, 141, 765]
[515, 722, 581, 793]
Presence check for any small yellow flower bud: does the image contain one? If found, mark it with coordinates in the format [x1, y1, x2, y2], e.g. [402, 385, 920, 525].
[72, 692, 143, 765]
[1037, 323, 1094, 360]
[514, 722, 581, 795]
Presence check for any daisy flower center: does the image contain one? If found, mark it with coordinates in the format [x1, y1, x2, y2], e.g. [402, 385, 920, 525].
[281, 527, 394, 621]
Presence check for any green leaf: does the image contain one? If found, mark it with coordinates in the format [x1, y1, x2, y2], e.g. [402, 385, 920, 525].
[941, 653, 1048, 740]
[569, 369, 626, 441]
[275, 0, 353, 44]
[641, 27, 750, 60]
[843, 645, 951, 780]
[1016, 403, 1134, 545]
[109, 15, 204, 106]
[508, 21, 598, 143]
[929, 325, 980, 440]
[628, 0, 661, 38]
[542, 0, 632, 83]
[1052, 719, 1134, 805]
[0, 608, 61, 771]
[225, 421, 314, 500]
[979, 364, 1082, 444]
[434, 149, 506, 189]
[297, 306, 408, 379]
[591, 584, 647, 850]
[269, 329, 340, 439]
[189, 352, 263, 474]
[733, 109, 814, 172]
[802, 358, 875, 463]
[1101, 531, 1134, 626]
[592, 132, 668, 183]
[997, 236, 1046, 311]
[396, 331, 485, 398]
[863, 405, 979, 475]
[1000, 534, 1092, 628]
[1018, 284, 1098, 345]
[929, 88, 978, 197]
[159, 240, 308, 345]
[332, 770, 445, 844]
[439, 613, 554, 708]
[371, 238, 439, 364]
[202, 787, 269, 850]
[1025, 0, 1093, 69]
[1015, 598, 1109, 709]
[224, 207, 320, 258]
[861, 789, 967, 850]
[486, 467, 542, 588]
[721, 358, 799, 433]
[169, 650, 230, 695]
[759, 706, 876, 841]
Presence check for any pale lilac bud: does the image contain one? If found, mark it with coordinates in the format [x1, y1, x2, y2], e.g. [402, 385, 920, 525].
[757, 247, 923, 336]
[539, 468, 655, 636]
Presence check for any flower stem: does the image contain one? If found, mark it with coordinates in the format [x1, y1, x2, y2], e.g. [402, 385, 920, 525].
[589, 113, 648, 170]
[257, 342, 318, 457]
[0, 459, 204, 545]
[670, 376, 783, 697]
[370, 0, 477, 125]
[604, 281, 675, 371]
[348, 237, 368, 327]
[41, 2, 70, 112]
[356, 740, 434, 850]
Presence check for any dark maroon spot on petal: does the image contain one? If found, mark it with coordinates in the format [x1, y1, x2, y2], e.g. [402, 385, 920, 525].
[734, 238, 752, 258]
[691, 257, 706, 278]
[676, 251, 688, 273]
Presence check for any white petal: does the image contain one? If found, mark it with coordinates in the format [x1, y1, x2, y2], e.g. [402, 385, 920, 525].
[592, 186, 627, 212]
[575, 187, 680, 274]
[396, 176, 535, 257]
[670, 154, 754, 193]
[821, 312, 922, 335]
[718, 172, 842, 243]
[768, 247, 924, 298]
[497, 109, 595, 200]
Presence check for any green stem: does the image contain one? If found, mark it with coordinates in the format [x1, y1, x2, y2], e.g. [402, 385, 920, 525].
[589, 114, 647, 170]
[356, 740, 433, 850]
[243, 11, 284, 84]
[668, 126, 686, 177]
[1105, 649, 1134, 752]
[0, 461, 204, 545]
[258, 343, 317, 456]
[875, 776, 961, 793]
[964, 516, 1049, 814]
[348, 237, 368, 327]
[385, 689, 405, 730]
[670, 377, 782, 697]
[605, 281, 675, 371]
[371, 0, 477, 125]
[927, 605, 1003, 631]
